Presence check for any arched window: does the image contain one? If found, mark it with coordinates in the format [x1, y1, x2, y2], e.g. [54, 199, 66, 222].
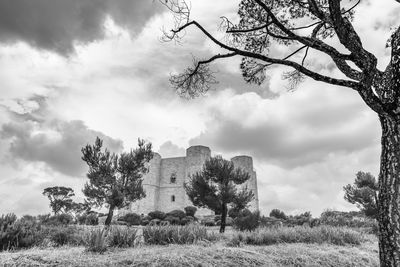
[170, 172, 177, 183]
[171, 195, 175, 202]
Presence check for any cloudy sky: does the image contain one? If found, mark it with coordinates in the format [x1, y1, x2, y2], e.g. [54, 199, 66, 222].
[0, 0, 398, 217]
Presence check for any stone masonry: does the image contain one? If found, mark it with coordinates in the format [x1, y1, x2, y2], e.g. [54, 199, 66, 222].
[121, 145, 259, 216]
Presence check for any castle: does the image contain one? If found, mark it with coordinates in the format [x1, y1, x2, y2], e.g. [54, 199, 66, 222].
[123, 145, 259, 216]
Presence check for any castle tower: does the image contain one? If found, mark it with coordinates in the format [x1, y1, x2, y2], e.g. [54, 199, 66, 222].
[185, 145, 212, 215]
[231, 155, 259, 211]
[128, 152, 162, 215]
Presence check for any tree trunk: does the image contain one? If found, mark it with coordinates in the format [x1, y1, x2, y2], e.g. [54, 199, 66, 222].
[220, 203, 227, 233]
[104, 205, 115, 227]
[377, 115, 400, 266]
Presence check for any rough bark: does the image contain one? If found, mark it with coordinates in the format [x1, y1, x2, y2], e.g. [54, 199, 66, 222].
[220, 203, 227, 233]
[378, 116, 400, 266]
[104, 205, 115, 227]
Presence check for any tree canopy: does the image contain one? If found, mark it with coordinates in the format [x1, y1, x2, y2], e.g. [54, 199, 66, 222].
[185, 155, 254, 232]
[81, 137, 153, 226]
[344, 171, 378, 219]
[42, 186, 75, 215]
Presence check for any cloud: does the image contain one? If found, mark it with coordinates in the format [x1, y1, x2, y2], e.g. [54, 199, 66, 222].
[158, 141, 186, 158]
[1, 97, 124, 177]
[0, 0, 163, 55]
[190, 85, 381, 169]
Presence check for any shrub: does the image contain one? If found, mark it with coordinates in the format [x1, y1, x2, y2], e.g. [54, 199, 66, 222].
[228, 209, 239, 219]
[0, 214, 44, 251]
[181, 216, 195, 225]
[143, 225, 217, 245]
[149, 219, 161, 226]
[49, 226, 81, 246]
[166, 210, 186, 219]
[164, 216, 180, 225]
[43, 214, 74, 226]
[148, 211, 166, 220]
[141, 219, 150, 226]
[229, 226, 364, 246]
[269, 209, 288, 220]
[84, 228, 108, 253]
[85, 213, 99, 226]
[118, 213, 141, 226]
[77, 214, 87, 225]
[184, 206, 197, 217]
[108, 227, 138, 248]
[233, 209, 260, 231]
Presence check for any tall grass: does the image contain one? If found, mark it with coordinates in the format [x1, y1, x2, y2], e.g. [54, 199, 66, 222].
[108, 227, 138, 248]
[84, 228, 108, 253]
[143, 224, 219, 245]
[228, 226, 365, 247]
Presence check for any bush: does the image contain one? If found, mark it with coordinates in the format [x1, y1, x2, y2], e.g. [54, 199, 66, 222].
[233, 209, 260, 231]
[141, 219, 150, 226]
[164, 216, 180, 225]
[84, 228, 108, 253]
[108, 227, 138, 248]
[229, 226, 364, 246]
[85, 213, 99, 226]
[148, 211, 166, 220]
[43, 214, 74, 226]
[181, 216, 195, 225]
[118, 213, 141, 226]
[143, 225, 218, 245]
[0, 213, 43, 251]
[77, 214, 87, 225]
[269, 209, 288, 220]
[48, 226, 81, 246]
[166, 210, 186, 219]
[184, 206, 197, 217]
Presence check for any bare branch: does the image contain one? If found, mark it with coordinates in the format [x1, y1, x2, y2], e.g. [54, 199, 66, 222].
[171, 53, 237, 98]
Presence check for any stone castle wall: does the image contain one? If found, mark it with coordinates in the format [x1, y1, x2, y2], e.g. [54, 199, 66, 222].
[123, 145, 259, 216]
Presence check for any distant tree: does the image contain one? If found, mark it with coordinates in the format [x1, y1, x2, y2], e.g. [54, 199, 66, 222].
[344, 171, 378, 219]
[42, 186, 75, 215]
[81, 137, 153, 226]
[269, 209, 288, 220]
[185, 155, 254, 233]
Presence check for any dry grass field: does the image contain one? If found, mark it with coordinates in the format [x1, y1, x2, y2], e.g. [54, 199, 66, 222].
[0, 230, 379, 267]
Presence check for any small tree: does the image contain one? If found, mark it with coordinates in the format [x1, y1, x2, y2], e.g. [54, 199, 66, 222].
[81, 137, 153, 226]
[269, 209, 288, 220]
[344, 171, 378, 219]
[185, 155, 254, 233]
[42, 186, 75, 215]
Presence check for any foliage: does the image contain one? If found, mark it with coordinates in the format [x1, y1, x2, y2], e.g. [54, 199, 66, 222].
[148, 211, 166, 220]
[180, 216, 194, 225]
[81, 137, 153, 226]
[343, 171, 378, 219]
[229, 226, 364, 247]
[164, 216, 180, 225]
[185, 156, 253, 232]
[84, 228, 108, 253]
[48, 226, 82, 246]
[166, 209, 186, 219]
[42, 186, 75, 215]
[0, 214, 43, 251]
[286, 212, 312, 226]
[320, 210, 376, 228]
[108, 227, 138, 248]
[269, 209, 288, 220]
[184, 206, 197, 217]
[85, 213, 99, 225]
[41, 214, 74, 226]
[118, 213, 141, 226]
[142, 224, 218, 245]
[233, 209, 260, 231]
